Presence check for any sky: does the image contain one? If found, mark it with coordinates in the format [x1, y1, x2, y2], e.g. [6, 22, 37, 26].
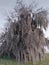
[0, 0, 16, 33]
[0, 0, 49, 37]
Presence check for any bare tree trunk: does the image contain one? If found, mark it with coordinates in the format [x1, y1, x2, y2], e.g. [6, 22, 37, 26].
[24, 52, 27, 62]
[30, 49, 36, 64]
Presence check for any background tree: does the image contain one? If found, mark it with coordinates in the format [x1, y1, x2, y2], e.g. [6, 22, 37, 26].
[0, 0, 49, 64]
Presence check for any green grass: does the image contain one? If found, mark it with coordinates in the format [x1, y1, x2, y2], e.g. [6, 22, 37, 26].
[0, 58, 16, 65]
[35, 54, 49, 65]
[0, 54, 49, 65]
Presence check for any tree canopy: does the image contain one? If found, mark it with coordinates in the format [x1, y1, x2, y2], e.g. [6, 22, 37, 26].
[0, 0, 49, 63]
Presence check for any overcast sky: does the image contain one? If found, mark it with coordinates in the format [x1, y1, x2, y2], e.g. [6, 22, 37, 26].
[0, 0, 49, 37]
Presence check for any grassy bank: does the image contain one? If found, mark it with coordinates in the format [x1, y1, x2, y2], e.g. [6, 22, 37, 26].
[0, 54, 49, 65]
